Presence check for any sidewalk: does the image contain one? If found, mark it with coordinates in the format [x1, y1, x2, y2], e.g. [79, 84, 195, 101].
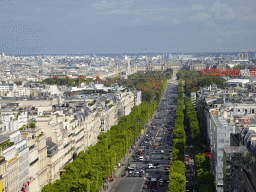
[102, 123, 152, 192]
[102, 138, 140, 192]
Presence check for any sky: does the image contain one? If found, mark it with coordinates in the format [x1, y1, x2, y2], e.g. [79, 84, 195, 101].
[0, 0, 256, 55]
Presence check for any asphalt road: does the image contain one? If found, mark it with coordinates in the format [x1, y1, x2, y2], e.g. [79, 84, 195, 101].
[110, 80, 178, 192]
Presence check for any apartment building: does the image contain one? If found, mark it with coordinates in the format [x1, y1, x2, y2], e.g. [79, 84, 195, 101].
[46, 139, 61, 183]
[207, 111, 235, 191]
[2, 138, 19, 192]
[0, 130, 30, 192]
[0, 83, 17, 92]
[223, 120, 256, 192]
[1, 85, 141, 191]
[0, 111, 28, 133]
[0, 149, 7, 192]
[20, 127, 48, 192]
[14, 86, 31, 97]
[197, 83, 256, 192]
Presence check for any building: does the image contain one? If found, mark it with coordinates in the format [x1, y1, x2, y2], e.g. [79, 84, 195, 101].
[20, 127, 48, 192]
[190, 92, 196, 108]
[0, 148, 7, 192]
[224, 79, 250, 88]
[208, 111, 235, 191]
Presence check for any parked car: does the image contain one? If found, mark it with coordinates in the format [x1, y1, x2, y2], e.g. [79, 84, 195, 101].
[143, 184, 148, 189]
[159, 179, 164, 186]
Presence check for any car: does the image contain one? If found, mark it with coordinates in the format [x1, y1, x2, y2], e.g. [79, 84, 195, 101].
[121, 172, 126, 177]
[156, 174, 161, 180]
[142, 185, 148, 189]
[164, 166, 170, 170]
[147, 164, 154, 169]
[159, 179, 164, 186]
[139, 171, 144, 177]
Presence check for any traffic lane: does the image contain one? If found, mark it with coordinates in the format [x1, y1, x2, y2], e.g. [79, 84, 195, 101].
[114, 177, 144, 192]
[133, 85, 175, 190]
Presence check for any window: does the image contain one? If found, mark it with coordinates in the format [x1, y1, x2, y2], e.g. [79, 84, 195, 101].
[245, 109, 247, 113]
[238, 109, 240, 112]
[252, 109, 254, 113]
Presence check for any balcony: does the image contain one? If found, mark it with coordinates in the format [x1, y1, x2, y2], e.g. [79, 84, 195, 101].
[29, 144, 36, 151]
[30, 157, 39, 166]
[0, 157, 5, 165]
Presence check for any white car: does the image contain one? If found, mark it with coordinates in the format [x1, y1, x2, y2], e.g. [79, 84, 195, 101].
[147, 164, 154, 169]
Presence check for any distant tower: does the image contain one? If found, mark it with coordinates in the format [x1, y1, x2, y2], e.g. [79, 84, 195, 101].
[239, 53, 243, 60]
[127, 57, 131, 76]
[58, 96, 62, 106]
[245, 53, 248, 60]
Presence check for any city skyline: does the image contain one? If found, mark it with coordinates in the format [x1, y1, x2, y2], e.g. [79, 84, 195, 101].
[0, 0, 256, 54]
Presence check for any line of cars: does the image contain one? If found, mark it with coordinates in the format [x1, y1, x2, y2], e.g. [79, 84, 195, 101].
[143, 82, 178, 191]
[141, 81, 178, 192]
[121, 164, 145, 177]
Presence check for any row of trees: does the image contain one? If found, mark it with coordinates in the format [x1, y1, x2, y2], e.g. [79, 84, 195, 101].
[167, 79, 186, 192]
[176, 70, 225, 96]
[42, 79, 168, 192]
[41, 77, 94, 87]
[98, 71, 172, 103]
[185, 97, 216, 192]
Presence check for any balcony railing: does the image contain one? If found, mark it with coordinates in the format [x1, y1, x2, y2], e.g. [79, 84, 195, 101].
[30, 158, 39, 166]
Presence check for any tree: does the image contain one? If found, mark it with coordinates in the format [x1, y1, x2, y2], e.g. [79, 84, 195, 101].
[42, 73, 169, 192]
[14, 81, 22, 86]
[170, 161, 186, 175]
[168, 172, 186, 192]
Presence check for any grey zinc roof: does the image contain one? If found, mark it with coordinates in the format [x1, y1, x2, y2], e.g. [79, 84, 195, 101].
[46, 140, 57, 150]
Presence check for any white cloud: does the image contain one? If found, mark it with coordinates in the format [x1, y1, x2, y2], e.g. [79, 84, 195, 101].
[190, 12, 211, 21]
[14, 16, 38, 22]
[209, 1, 235, 20]
[91, 0, 134, 10]
[191, 4, 204, 10]
[233, 6, 256, 21]
[91, 0, 116, 10]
